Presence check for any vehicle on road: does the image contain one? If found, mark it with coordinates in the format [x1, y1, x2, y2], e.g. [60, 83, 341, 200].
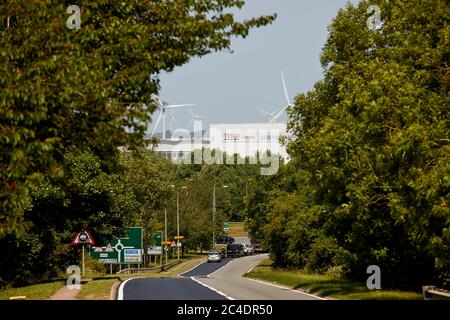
[227, 243, 244, 257]
[242, 243, 253, 255]
[252, 244, 268, 253]
[207, 251, 222, 263]
[216, 235, 235, 244]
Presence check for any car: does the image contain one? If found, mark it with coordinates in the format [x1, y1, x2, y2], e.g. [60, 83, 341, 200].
[242, 244, 253, 255]
[252, 244, 267, 254]
[216, 235, 235, 244]
[207, 251, 222, 263]
[227, 243, 244, 257]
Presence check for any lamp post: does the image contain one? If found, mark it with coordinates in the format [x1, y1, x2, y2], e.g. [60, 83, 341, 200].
[164, 205, 168, 264]
[213, 184, 228, 246]
[171, 185, 187, 260]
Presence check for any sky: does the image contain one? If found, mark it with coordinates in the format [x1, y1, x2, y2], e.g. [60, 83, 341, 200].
[152, 0, 359, 134]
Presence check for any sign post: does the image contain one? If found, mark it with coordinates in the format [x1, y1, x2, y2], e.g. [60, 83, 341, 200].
[71, 229, 95, 277]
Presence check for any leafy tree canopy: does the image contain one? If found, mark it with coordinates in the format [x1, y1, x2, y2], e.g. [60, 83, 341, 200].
[0, 1, 275, 231]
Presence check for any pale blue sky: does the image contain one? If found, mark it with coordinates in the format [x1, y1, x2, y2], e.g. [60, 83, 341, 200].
[154, 0, 359, 133]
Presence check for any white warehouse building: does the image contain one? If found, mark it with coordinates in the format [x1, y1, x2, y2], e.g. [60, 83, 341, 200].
[149, 122, 288, 161]
[208, 123, 288, 160]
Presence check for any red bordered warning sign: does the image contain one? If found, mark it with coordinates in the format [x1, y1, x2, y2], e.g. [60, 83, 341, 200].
[71, 229, 95, 245]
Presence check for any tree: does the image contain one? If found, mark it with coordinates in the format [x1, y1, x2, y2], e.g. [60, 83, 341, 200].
[0, 0, 275, 234]
[0, 148, 137, 287]
[119, 149, 175, 244]
[247, 0, 449, 290]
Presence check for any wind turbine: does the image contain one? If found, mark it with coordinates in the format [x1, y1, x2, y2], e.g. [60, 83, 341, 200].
[168, 109, 178, 133]
[151, 100, 195, 139]
[256, 107, 277, 123]
[188, 107, 204, 127]
[257, 71, 294, 123]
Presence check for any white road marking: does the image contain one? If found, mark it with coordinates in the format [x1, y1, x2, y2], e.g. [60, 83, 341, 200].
[117, 277, 142, 300]
[245, 277, 327, 300]
[191, 276, 235, 300]
[246, 265, 256, 274]
[207, 260, 233, 278]
[178, 259, 208, 277]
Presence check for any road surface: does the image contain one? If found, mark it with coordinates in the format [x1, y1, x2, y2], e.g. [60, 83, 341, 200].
[181, 257, 235, 277]
[196, 254, 321, 300]
[121, 278, 227, 300]
[120, 253, 322, 300]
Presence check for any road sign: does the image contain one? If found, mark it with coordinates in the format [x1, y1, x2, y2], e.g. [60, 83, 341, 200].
[147, 231, 163, 255]
[124, 249, 142, 262]
[71, 230, 95, 245]
[170, 241, 177, 247]
[89, 227, 143, 264]
[174, 236, 184, 240]
[155, 231, 163, 246]
[161, 241, 172, 245]
[223, 221, 230, 232]
[147, 246, 162, 255]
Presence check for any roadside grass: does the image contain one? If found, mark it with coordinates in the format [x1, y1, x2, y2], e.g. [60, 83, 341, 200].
[228, 222, 247, 237]
[76, 279, 118, 300]
[244, 260, 422, 300]
[0, 281, 65, 300]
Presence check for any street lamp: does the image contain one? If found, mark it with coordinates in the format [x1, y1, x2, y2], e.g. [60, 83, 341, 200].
[213, 184, 228, 246]
[171, 184, 187, 260]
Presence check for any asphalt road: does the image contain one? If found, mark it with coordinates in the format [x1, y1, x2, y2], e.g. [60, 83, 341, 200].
[122, 278, 227, 300]
[120, 254, 322, 300]
[120, 256, 232, 300]
[180, 257, 234, 277]
[196, 254, 322, 300]
[120, 236, 322, 300]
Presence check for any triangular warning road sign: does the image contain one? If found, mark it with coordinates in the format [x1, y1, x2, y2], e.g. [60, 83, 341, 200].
[71, 230, 95, 245]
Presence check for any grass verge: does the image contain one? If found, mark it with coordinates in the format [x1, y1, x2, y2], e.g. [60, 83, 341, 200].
[244, 259, 422, 300]
[0, 281, 65, 300]
[76, 279, 118, 300]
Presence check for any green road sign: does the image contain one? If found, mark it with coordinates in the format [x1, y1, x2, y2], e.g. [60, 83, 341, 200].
[155, 231, 162, 246]
[223, 221, 229, 231]
[89, 227, 143, 264]
[147, 231, 163, 255]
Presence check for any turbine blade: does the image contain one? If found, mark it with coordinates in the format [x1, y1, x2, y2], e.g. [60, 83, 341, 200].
[281, 70, 290, 105]
[272, 104, 291, 122]
[151, 111, 163, 136]
[256, 107, 272, 117]
[164, 104, 196, 109]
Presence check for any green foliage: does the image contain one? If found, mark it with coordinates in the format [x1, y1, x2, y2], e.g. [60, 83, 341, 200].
[245, 0, 450, 290]
[0, 0, 275, 233]
[0, 0, 275, 287]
